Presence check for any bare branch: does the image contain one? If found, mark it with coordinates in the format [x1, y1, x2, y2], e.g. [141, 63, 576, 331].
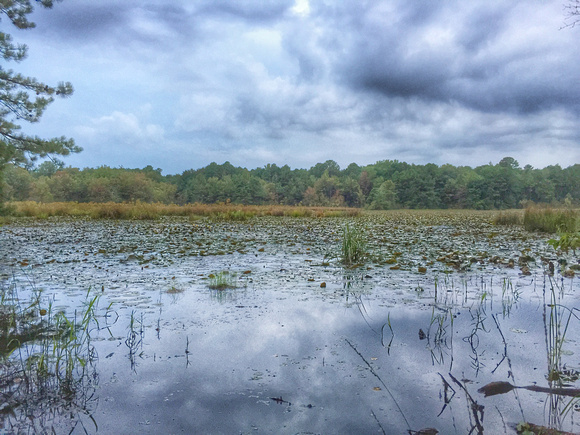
[563, 0, 580, 29]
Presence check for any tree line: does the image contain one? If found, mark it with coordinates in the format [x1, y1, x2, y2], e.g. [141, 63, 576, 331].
[2, 156, 579, 210]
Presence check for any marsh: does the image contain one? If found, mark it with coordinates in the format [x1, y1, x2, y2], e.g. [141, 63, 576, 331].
[1, 211, 579, 434]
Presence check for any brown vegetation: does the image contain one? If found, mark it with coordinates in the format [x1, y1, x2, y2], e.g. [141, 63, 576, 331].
[6, 201, 361, 220]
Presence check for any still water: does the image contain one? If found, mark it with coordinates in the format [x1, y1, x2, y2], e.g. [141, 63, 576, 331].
[1, 215, 579, 434]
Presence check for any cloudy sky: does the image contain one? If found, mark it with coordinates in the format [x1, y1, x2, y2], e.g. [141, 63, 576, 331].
[13, 0, 580, 174]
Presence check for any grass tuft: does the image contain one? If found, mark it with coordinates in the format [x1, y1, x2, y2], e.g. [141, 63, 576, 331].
[341, 223, 367, 266]
[207, 271, 237, 290]
[212, 210, 257, 221]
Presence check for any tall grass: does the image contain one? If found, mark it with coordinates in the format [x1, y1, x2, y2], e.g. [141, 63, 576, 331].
[6, 201, 361, 220]
[493, 210, 523, 226]
[0, 284, 101, 432]
[341, 223, 367, 265]
[523, 207, 578, 233]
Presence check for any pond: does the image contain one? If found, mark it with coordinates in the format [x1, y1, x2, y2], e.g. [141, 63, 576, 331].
[1, 211, 579, 434]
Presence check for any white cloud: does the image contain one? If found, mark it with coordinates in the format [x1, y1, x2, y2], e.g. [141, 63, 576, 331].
[291, 0, 310, 17]
[75, 111, 165, 147]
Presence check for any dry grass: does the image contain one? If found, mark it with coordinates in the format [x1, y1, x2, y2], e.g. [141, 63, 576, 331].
[493, 210, 523, 226]
[6, 201, 361, 220]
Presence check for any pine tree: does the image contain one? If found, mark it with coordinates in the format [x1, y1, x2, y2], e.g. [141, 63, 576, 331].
[0, 0, 80, 168]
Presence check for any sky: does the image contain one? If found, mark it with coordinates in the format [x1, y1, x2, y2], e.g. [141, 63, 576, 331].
[10, 0, 580, 175]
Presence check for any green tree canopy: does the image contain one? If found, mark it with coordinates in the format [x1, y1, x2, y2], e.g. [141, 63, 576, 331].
[0, 0, 80, 167]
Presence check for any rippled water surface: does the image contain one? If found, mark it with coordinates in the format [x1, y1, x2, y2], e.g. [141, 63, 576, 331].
[1, 212, 579, 434]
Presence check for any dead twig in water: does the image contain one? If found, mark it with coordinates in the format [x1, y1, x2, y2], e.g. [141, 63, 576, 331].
[270, 396, 291, 405]
[491, 314, 526, 422]
[380, 312, 394, 354]
[478, 381, 580, 398]
[436, 373, 456, 417]
[344, 338, 411, 431]
[448, 372, 484, 435]
[371, 409, 386, 435]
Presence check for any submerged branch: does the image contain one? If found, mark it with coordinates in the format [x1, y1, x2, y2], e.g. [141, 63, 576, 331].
[478, 381, 580, 398]
[344, 338, 411, 431]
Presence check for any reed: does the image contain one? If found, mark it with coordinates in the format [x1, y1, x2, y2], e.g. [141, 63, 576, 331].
[493, 210, 523, 226]
[341, 223, 367, 265]
[6, 201, 361, 220]
[0, 284, 101, 432]
[523, 207, 578, 233]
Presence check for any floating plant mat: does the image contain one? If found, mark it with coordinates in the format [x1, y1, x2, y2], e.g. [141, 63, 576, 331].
[1, 212, 580, 434]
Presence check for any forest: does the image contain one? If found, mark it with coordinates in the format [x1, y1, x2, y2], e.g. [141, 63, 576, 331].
[2, 156, 579, 210]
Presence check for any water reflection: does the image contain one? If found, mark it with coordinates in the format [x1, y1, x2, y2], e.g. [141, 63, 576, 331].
[2, 269, 580, 434]
[542, 275, 580, 428]
[0, 282, 100, 433]
[2, 217, 580, 434]
[125, 311, 145, 372]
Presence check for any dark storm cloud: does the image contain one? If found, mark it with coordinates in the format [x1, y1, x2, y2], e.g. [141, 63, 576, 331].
[457, 6, 509, 51]
[30, 2, 130, 40]
[196, 0, 295, 22]
[16, 0, 580, 172]
[322, 1, 580, 114]
[31, 1, 198, 48]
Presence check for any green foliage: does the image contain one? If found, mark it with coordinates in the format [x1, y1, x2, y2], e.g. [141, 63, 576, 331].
[3, 158, 580, 211]
[394, 165, 440, 209]
[341, 223, 367, 265]
[208, 271, 236, 290]
[524, 208, 578, 233]
[368, 180, 397, 210]
[0, 283, 101, 431]
[2, 165, 178, 204]
[548, 232, 580, 254]
[303, 171, 345, 207]
[0, 1, 80, 168]
[309, 160, 340, 178]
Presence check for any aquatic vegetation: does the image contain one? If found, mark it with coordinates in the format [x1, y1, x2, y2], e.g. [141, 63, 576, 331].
[6, 201, 361, 220]
[341, 223, 368, 266]
[493, 210, 523, 226]
[212, 210, 257, 221]
[548, 232, 580, 255]
[524, 207, 578, 233]
[545, 279, 577, 387]
[2, 209, 580, 433]
[126, 310, 144, 371]
[0, 283, 101, 433]
[477, 276, 580, 429]
[208, 271, 237, 290]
